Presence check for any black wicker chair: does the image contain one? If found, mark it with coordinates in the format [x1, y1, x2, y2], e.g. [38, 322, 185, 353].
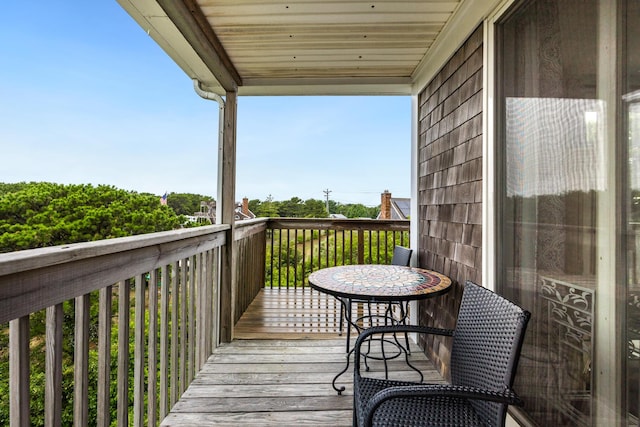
[353, 280, 530, 427]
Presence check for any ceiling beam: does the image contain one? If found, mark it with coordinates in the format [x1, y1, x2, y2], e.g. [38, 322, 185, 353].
[156, 0, 241, 91]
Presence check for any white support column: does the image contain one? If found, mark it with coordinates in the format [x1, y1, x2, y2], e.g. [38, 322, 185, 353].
[594, 0, 622, 423]
[410, 93, 419, 326]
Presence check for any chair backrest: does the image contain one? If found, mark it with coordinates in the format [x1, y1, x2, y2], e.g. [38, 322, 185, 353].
[390, 246, 412, 266]
[450, 281, 530, 426]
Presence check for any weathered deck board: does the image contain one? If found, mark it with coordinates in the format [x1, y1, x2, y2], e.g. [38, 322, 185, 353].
[234, 288, 400, 340]
[161, 289, 442, 426]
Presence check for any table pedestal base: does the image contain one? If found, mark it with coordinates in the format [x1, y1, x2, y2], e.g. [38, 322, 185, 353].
[332, 298, 423, 395]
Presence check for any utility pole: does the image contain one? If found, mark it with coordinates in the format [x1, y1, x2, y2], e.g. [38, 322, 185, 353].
[323, 188, 331, 215]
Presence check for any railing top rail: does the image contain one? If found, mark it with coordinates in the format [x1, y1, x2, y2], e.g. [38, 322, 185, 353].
[234, 218, 269, 241]
[0, 225, 229, 324]
[267, 218, 409, 231]
[0, 224, 229, 276]
[235, 217, 269, 228]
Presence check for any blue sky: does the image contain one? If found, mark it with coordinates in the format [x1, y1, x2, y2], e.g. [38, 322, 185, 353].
[0, 2, 411, 207]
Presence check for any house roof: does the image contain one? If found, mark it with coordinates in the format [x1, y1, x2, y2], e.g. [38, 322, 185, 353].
[116, 0, 501, 96]
[376, 197, 410, 220]
[391, 198, 410, 219]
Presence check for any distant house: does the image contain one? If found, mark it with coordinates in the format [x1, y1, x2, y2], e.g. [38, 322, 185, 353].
[377, 190, 409, 220]
[235, 198, 256, 221]
[329, 213, 347, 219]
[194, 197, 256, 223]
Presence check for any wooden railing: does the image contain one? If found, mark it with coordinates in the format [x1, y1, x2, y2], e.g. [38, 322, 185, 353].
[0, 218, 410, 426]
[265, 218, 410, 289]
[233, 218, 267, 323]
[0, 225, 227, 426]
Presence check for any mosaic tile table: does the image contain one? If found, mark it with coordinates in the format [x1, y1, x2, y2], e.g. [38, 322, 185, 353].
[308, 264, 451, 302]
[308, 264, 452, 394]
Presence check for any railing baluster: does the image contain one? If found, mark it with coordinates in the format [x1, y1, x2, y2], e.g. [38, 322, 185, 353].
[310, 228, 315, 272]
[171, 261, 179, 407]
[325, 228, 329, 267]
[97, 288, 112, 427]
[46, 303, 63, 427]
[269, 229, 274, 288]
[148, 270, 158, 427]
[188, 255, 196, 382]
[302, 229, 307, 283]
[380, 230, 385, 263]
[197, 253, 206, 369]
[134, 274, 146, 427]
[180, 258, 188, 394]
[117, 280, 130, 426]
[206, 249, 215, 354]
[286, 228, 290, 289]
[160, 265, 170, 420]
[277, 229, 282, 287]
[74, 293, 90, 427]
[349, 230, 353, 264]
[10, 315, 30, 427]
[294, 229, 299, 288]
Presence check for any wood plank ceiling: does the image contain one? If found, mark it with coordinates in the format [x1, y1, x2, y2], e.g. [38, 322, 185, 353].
[118, 0, 467, 95]
[202, 1, 457, 79]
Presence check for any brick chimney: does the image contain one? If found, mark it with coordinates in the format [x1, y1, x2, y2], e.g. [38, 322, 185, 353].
[380, 190, 391, 219]
[242, 197, 250, 216]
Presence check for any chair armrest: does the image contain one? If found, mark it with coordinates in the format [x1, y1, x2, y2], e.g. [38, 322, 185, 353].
[363, 384, 523, 427]
[354, 325, 454, 375]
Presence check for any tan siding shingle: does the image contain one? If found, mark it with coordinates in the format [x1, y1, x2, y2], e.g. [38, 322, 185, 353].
[416, 25, 483, 377]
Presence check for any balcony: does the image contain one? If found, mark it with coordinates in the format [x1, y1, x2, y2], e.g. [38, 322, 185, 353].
[0, 218, 434, 426]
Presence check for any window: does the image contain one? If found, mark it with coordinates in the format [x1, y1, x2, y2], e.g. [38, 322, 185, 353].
[496, 0, 635, 424]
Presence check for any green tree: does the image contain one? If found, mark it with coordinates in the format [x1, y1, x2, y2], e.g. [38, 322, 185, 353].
[248, 198, 262, 214]
[0, 182, 30, 197]
[302, 199, 328, 218]
[166, 192, 214, 216]
[248, 196, 379, 219]
[0, 182, 183, 253]
[255, 194, 279, 217]
[277, 197, 304, 217]
[335, 203, 379, 219]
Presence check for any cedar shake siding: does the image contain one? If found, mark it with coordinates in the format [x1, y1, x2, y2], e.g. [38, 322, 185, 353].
[416, 25, 483, 378]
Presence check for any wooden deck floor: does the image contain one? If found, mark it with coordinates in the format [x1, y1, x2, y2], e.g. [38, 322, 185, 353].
[162, 288, 443, 426]
[234, 288, 405, 340]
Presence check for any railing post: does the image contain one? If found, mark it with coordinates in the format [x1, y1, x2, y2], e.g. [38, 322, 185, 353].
[220, 90, 237, 343]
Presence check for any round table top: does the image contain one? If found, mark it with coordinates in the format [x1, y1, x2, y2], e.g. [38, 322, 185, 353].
[308, 264, 452, 301]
